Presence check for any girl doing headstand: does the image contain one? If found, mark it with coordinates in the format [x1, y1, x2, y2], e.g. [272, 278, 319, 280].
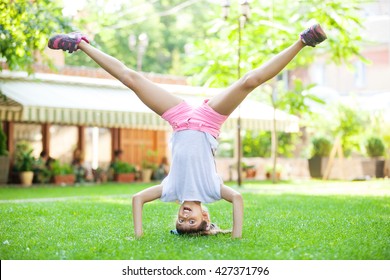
[48, 23, 326, 239]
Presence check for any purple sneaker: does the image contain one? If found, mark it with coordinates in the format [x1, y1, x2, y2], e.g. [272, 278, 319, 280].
[48, 32, 89, 53]
[300, 24, 327, 47]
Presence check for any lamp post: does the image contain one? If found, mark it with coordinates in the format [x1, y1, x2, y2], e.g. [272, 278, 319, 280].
[222, 0, 250, 187]
[128, 33, 149, 71]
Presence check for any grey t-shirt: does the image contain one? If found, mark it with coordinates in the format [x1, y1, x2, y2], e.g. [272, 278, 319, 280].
[160, 130, 222, 203]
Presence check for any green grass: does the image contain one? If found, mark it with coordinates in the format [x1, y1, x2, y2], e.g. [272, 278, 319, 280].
[0, 181, 389, 260]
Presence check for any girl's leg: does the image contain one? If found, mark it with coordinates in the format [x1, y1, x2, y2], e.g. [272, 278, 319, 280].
[62, 38, 183, 116]
[79, 40, 183, 116]
[207, 40, 304, 116]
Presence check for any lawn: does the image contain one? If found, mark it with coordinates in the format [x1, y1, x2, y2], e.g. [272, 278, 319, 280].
[0, 180, 389, 260]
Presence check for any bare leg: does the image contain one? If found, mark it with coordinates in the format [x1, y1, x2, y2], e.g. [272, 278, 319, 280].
[207, 40, 305, 115]
[78, 41, 183, 116]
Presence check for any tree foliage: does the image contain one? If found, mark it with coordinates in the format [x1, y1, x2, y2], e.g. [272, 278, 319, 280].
[1, 0, 367, 78]
[0, 0, 71, 73]
[66, 0, 214, 74]
[310, 102, 370, 156]
[365, 136, 385, 158]
[185, 0, 367, 87]
[275, 79, 325, 120]
[243, 130, 298, 158]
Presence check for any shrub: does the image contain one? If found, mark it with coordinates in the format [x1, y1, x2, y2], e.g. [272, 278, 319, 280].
[112, 161, 136, 174]
[14, 141, 35, 172]
[365, 136, 385, 157]
[311, 136, 332, 157]
[50, 160, 74, 175]
[242, 131, 298, 158]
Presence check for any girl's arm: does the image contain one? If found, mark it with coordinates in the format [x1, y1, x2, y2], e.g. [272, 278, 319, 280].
[221, 185, 243, 238]
[132, 185, 163, 238]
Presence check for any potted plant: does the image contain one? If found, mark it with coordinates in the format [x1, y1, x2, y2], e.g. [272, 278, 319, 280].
[265, 164, 282, 181]
[141, 150, 158, 182]
[50, 160, 76, 185]
[33, 161, 52, 184]
[112, 161, 136, 183]
[141, 160, 157, 183]
[242, 162, 257, 179]
[93, 167, 107, 183]
[33, 152, 54, 184]
[0, 125, 10, 184]
[14, 141, 35, 186]
[362, 136, 386, 178]
[308, 136, 332, 178]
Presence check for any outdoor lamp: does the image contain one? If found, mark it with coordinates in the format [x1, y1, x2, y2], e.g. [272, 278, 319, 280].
[221, 0, 231, 20]
[128, 34, 136, 50]
[222, 0, 250, 25]
[137, 33, 149, 60]
[240, 0, 250, 20]
[138, 33, 149, 49]
[136, 33, 149, 71]
[220, 0, 251, 187]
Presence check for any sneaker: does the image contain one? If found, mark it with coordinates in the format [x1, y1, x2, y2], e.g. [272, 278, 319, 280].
[48, 32, 89, 53]
[300, 24, 327, 47]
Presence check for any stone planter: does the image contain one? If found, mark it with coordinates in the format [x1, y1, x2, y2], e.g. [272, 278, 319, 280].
[53, 174, 76, 185]
[0, 155, 10, 184]
[141, 169, 153, 183]
[19, 171, 34, 187]
[265, 171, 281, 181]
[114, 173, 135, 183]
[245, 168, 257, 178]
[362, 159, 385, 178]
[308, 156, 327, 178]
[375, 160, 385, 178]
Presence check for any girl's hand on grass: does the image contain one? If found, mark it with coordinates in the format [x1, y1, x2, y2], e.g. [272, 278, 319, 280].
[132, 185, 163, 240]
[221, 185, 243, 239]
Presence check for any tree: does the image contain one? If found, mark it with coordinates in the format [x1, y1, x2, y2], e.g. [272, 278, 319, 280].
[67, 0, 215, 74]
[310, 102, 370, 157]
[333, 103, 369, 156]
[65, 0, 164, 71]
[275, 78, 326, 157]
[0, 0, 72, 73]
[185, 0, 367, 87]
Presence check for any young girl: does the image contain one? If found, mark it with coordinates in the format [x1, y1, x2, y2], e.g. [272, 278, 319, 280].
[48, 24, 326, 239]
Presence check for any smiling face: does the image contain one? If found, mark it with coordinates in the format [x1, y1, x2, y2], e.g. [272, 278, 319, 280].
[176, 201, 210, 234]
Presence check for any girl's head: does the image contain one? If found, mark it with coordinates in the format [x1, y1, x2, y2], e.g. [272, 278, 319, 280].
[176, 201, 210, 234]
[175, 201, 229, 236]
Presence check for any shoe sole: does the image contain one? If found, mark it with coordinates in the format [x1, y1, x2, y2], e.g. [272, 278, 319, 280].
[313, 24, 327, 41]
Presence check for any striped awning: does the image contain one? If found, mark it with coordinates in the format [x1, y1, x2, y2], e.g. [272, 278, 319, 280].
[0, 71, 299, 132]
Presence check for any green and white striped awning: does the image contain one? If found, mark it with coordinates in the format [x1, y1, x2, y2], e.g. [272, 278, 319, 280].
[0, 71, 299, 132]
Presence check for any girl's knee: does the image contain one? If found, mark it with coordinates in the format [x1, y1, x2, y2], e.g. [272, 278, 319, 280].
[241, 71, 265, 90]
[120, 68, 141, 88]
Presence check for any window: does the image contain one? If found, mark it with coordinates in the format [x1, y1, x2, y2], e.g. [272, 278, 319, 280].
[354, 61, 366, 88]
[49, 125, 78, 163]
[311, 63, 325, 86]
[13, 123, 42, 158]
[85, 127, 112, 169]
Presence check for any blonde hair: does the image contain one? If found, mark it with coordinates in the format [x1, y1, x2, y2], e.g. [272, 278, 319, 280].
[176, 222, 231, 236]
